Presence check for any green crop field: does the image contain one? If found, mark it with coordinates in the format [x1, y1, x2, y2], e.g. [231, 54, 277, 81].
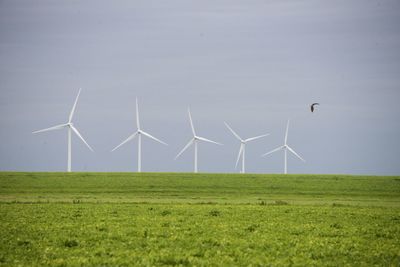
[0, 172, 399, 266]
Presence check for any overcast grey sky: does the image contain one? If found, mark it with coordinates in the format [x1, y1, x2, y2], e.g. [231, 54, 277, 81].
[1, 0, 399, 174]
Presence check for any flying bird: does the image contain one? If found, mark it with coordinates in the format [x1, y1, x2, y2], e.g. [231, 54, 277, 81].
[311, 103, 319, 112]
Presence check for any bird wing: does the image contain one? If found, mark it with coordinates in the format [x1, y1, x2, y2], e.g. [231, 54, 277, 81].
[311, 103, 319, 112]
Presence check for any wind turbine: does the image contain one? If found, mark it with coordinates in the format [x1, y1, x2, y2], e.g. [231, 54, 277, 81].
[32, 88, 93, 172]
[111, 98, 167, 172]
[224, 122, 269, 173]
[261, 120, 305, 174]
[175, 108, 222, 173]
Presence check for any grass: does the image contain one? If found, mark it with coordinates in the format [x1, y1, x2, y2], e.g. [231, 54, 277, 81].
[0, 172, 399, 266]
[0, 172, 399, 205]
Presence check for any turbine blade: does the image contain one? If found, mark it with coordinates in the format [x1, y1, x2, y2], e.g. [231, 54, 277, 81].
[235, 144, 244, 168]
[69, 88, 81, 123]
[32, 123, 68, 134]
[197, 136, 222, 145]
[136, 97, 140, 130]
[71, 125, 93, 151]
[140, 130, 168, 145]
[70, 125, 93, 151]
[175, 139, 194, 159]
[224, 122, 242, 141]
[188, 108, 196, 136]
[285, 120, 290, 144]
[245, 133, 269, 142]
[287, 146, 305, 162]
[111, 131, 138, 152]
[261, 146, 284, 157]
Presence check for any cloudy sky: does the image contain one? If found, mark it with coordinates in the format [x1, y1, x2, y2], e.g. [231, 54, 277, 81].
[1, 0, 399, 174]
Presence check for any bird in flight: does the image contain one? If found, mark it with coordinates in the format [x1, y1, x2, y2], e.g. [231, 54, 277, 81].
[311, 103, 319, 112]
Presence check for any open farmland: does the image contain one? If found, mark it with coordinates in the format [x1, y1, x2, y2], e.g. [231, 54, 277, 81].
[0, 172, 399, 266]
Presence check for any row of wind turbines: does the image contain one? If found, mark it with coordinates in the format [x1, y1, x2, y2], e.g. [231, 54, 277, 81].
[33, 89, 305, 174]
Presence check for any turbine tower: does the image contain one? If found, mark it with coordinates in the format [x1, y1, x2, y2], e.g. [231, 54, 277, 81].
[175, 108, 222, 173]
[112, 98, 167, 172]
[33, 88, 93, 172]
[261, 120, 305, 174]
[224, 122, 269, 173]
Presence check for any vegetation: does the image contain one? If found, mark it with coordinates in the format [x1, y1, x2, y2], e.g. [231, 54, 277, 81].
[0, 172, 399, 266]
[0, 172, 399, 205]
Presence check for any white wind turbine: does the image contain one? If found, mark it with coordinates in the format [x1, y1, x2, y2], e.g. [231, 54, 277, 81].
[175, 109, 222, 173]
[224, 122, 269, 173]
[32, 88, 93, 172]
[111, 98, 167, 172]
[261, 120, 305, 174]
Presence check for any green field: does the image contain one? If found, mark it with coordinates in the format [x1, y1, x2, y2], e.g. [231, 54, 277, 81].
[0, 172, 399, 266]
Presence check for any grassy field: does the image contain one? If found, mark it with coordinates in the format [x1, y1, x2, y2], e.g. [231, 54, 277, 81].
[0, 172, 399, 266]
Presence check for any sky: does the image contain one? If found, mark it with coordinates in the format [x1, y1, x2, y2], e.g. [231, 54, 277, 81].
[0, 0, 399, 175]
